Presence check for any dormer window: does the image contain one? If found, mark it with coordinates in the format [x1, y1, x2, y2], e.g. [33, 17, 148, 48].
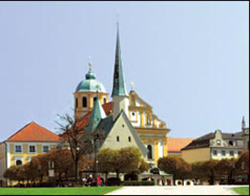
[229, 140, 237, 146]
[103, 98, 107, 104]
[216, 140, 221, 146]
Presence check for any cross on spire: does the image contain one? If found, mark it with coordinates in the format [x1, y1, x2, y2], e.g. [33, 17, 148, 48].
[130, 81, 135, 91]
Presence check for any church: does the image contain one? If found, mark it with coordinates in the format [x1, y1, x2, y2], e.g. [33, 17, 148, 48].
[74, 25, 171, 166]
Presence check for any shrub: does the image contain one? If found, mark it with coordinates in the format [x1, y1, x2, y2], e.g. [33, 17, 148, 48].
[106, 178, 121, 186]
[122, 181, 154, 186]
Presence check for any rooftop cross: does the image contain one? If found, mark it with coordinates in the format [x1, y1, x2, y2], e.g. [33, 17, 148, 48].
[88, 55, 92, 70]
[96, 84, 101, 97]
[130, 81, 135, 91]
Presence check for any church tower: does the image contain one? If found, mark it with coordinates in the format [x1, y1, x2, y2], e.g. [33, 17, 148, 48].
[74, 62, 109, 120]
[111, 24, 129, 121]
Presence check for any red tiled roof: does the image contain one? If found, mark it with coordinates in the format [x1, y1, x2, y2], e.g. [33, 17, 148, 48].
[6, 121, 60, 142]
[168, 137, 193, 152]
[60, 102, 113, 139]
[78, 101, 113, 127]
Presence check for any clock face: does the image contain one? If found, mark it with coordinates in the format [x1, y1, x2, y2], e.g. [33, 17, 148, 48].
[245, 130, 249, 134]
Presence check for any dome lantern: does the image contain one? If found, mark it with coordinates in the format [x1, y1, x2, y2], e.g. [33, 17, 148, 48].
[75, 62, 107, 93]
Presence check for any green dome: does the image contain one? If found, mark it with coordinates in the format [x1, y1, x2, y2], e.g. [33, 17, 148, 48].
[75, 69, 106, 93]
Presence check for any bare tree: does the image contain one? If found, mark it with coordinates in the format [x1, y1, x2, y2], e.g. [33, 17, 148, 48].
[56, 114, 98, 182]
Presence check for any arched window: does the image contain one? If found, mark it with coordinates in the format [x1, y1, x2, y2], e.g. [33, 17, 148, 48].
[82, 97, 87, 108]
[147, 145, 153, 159]
[216, 140, 221, 146]
[93, 97, 97, 102]
[16, 160, 22, 166]
[103, 98, 107, 104]
[75, 98, 78, 108]
[146, 113, 151, 124]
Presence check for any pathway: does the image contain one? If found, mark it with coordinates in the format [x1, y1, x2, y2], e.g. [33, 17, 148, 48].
[106, 185, 247, 195]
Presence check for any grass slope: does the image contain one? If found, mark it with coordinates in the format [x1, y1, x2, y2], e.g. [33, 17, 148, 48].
[0, 187, 120, 195]
[233, 187, 249, 195]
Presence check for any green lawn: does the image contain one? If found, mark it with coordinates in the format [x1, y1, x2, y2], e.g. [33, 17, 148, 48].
[233, 187, 249, 195]
[0, 187, 120, 195]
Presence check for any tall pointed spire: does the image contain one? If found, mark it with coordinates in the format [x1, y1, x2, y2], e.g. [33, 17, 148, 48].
[111, 23, 128, 97]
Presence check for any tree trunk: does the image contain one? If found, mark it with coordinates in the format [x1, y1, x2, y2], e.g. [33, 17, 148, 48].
[59, 172, 62, 184]
[105, 172, 108, 185]
[39, 175, 43, 185]
[210, 174, 214, 185]
[65, 171, 68, 181]
[74, 160, 79, 182]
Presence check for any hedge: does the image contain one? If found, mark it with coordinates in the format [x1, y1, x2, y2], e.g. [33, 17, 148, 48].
[122, 181, 154, 186]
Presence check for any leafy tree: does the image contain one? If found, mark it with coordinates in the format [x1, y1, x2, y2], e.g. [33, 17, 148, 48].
[158, 157, 190, 185]
[138, 159, 151, 173]
[215, 158, 236, 184]
[201, 160, 219, 185]
[97, 148, 116, 183]
[3, 166, 18, 182]
[3, 165, 23, 185]
[19, 162, 39, 184]
[236, 151, 249, 177]
[30, 153, 50, 184]
[190, 162, 204, 180]
[47, 149, 74, 182]
[119, 147, 142, 174]
[98, 147, 147, 182]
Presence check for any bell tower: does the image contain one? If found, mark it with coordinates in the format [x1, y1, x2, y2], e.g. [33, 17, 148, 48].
[74, 62, 109, 120]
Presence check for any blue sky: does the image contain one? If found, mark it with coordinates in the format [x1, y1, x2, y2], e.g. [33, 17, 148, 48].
[0, 2, 249, 141]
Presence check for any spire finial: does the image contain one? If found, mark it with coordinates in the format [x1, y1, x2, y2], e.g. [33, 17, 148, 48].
[242, 115, 246, 129]
[88, 55, 92, 71]
[96, 84, 100, 98]
[116, 10, 120, 26]
[130, 81, 135, 91]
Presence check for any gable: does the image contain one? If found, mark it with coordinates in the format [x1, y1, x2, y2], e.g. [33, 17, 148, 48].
[100, 111, 147, 157]
[6, 122, 60, 143]
[130, 91, 152, 109]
